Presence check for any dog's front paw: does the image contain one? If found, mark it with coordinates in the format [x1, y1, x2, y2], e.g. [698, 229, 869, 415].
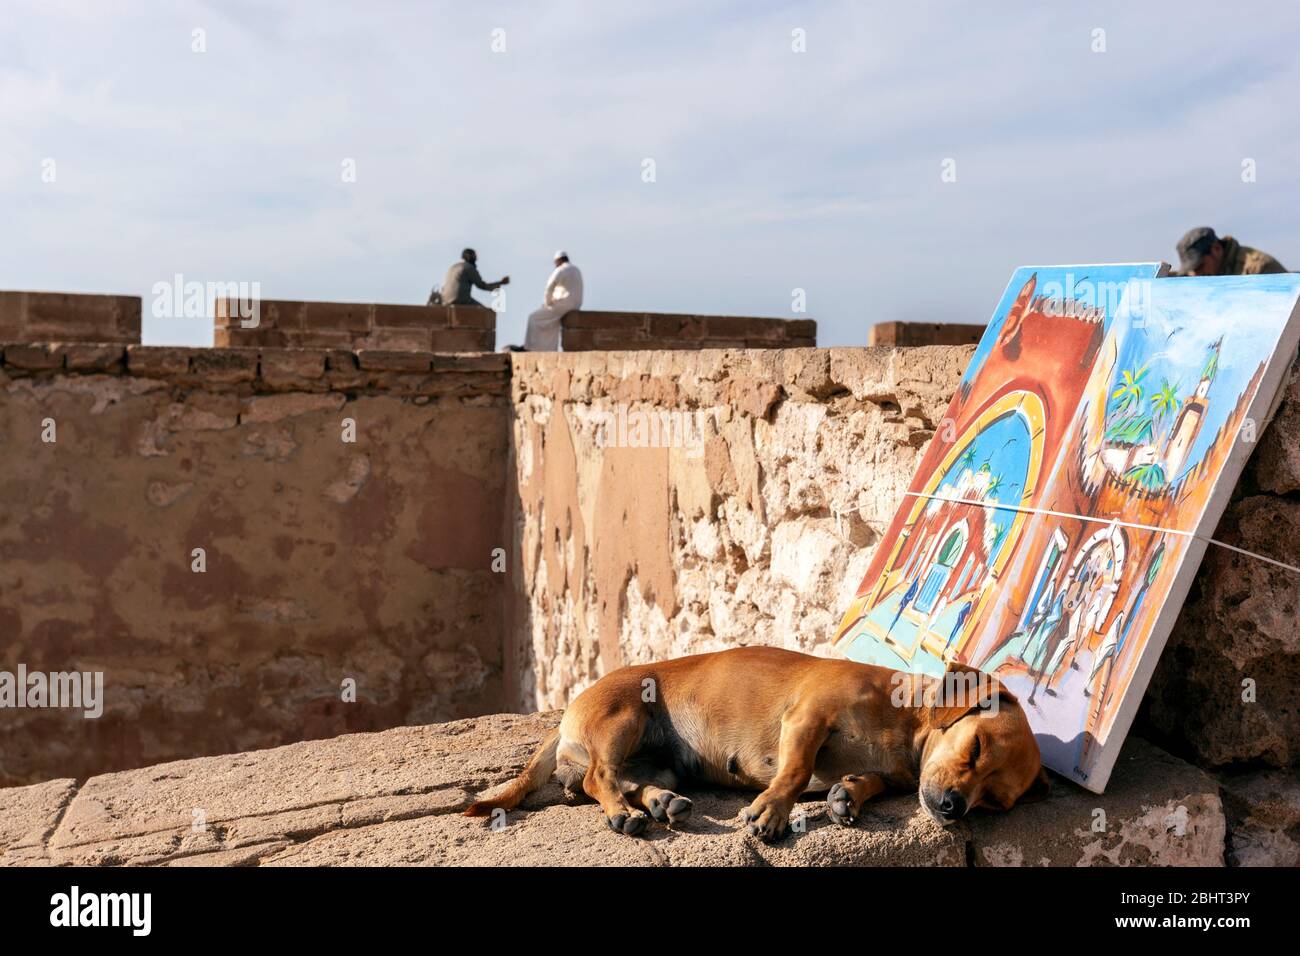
[827, 780, 857, 827]
[739, 797, 790, 842]
[606, 810, 650, 837]
[646, 791, 693, 827]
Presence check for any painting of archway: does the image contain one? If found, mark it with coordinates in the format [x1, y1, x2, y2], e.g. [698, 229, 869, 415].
[832, 265, 1300, 792]
[837, 389, 1046, 674]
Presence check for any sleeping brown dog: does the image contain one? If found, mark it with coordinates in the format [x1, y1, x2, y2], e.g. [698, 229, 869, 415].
[466, 646, 1049, 840]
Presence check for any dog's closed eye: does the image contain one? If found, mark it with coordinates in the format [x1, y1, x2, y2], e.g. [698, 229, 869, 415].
[968, 733, 982, 766]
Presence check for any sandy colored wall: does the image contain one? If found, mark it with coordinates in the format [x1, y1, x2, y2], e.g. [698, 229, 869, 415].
[3, 338, 1294, 787]
[0, 344, 509, 786]
[507, 347, 1300, 775]
[506, 347, 972, 710]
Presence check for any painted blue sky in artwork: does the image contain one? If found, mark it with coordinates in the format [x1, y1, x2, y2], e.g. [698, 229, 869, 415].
[963, 263, 1163, 384]
[1110, 274, 1300, 479]
[932, 410, 1031, 564]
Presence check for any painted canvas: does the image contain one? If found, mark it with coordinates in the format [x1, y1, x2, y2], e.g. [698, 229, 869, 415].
[836, 266, 1300, 791]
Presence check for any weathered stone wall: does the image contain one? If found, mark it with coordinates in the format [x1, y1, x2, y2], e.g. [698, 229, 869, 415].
[507, 347, 971, 711]
[561, 312, 816, 351]
[214, 298, 495, 351]
[868, 321, 985, 347]
[1143, 355, 1300, 771]
[506, 347, 1300, 780]
[0, 292, 141, 345]
[0, 343, 510, 786]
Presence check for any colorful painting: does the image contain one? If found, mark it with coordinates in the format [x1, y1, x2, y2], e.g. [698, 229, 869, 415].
[836, 265, 1300, 791]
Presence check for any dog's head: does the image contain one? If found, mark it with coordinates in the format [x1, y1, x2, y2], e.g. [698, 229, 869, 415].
[917, 662, 1049, 825]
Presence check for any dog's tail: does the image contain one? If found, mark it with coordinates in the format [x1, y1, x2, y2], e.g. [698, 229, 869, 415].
[464, 727, 561, 818]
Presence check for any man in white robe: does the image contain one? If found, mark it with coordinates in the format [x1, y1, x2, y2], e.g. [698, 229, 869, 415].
[520, 251, 584, 351]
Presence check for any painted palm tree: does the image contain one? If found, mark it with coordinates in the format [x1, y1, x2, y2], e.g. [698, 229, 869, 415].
[1151, 378, 1182, 439]
[1151, 378, 1181, 418]
[983, 520, 1008, 556]
[1104, 410, 1155, 446]
[991, 523, 1008, 552]
[1109, 363, 1149, 415]
[984, 473, 1004, 498]
[958, 445, 978, 472]
[1124, 461, 1167, 490]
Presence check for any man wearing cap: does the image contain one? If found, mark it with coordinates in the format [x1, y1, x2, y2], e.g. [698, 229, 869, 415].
[517, 250, 584, 352]
[1175, 227, 1287, 277]
[433, 248, 509, 308]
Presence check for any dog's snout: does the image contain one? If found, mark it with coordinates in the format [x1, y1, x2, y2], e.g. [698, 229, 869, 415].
[939, 789, 968, 820]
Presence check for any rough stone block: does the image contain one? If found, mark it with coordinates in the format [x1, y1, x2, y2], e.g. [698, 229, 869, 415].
[127, 345, 195, 377]
[282, 328, 356, 349]
[260, 349, 327, 388]
[448, 306, 496, 329]
[434, 353, 509, 373]
[429, 329, 493, 351]
[967, 738, 1225, 866]
[1145, 496, 1300, 768]
[62, 344, 127, 372]
[559, 329, 596, 350]
[2, 343, 64, 370]
[0, 778, 77, 866]
[356, 349, 434, 372]
[0, 291, 141, 344]
[564, 311, 647, 331]
[362, 328, 433, 351]
[869, 322, 985, 347]
[1249, 355, 1300, 494]
[303, 301, 374, 333]
[189, 348, 258, 384]
[1220, 769, 1300, 866]
[372, 304, 450, 329]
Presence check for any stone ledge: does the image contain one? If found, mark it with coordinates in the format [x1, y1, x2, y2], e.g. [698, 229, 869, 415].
[868, 321, 986, 347]
[214, 298, 495, 352]
[0, 342, 510, 399]
[0, 713, 1224, 867]
[509, 346, 973, 427]
[0, 291, 141, 345]
[561, 311, 816, 351]
[967, 738, 1224, 866]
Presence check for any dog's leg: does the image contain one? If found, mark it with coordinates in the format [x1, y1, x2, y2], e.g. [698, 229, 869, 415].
[826, 773, 887, 827]
[739, 707, 829, 842]
[579, 709, 653, 837]
[623, 764, 693, 827]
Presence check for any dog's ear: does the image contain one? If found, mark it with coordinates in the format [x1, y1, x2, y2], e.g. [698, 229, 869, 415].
[1017, 767, 1052, 805]
[928, 661, 998, 729]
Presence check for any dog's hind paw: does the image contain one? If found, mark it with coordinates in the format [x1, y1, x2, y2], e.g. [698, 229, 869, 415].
[606, 810, 650, 837]
[826, 781, 856, 827]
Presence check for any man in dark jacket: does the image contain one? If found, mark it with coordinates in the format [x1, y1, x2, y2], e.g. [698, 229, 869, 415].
[432, 248, 509, 307]
[1174, 227, 1287, 277]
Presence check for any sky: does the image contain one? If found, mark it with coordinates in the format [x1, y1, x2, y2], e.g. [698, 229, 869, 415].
[2, 1, 1299, 347]
[1114, 273, 1300, 477]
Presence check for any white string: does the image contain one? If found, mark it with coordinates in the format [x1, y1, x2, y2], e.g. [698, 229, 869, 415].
[900, 490, 1299, 575]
